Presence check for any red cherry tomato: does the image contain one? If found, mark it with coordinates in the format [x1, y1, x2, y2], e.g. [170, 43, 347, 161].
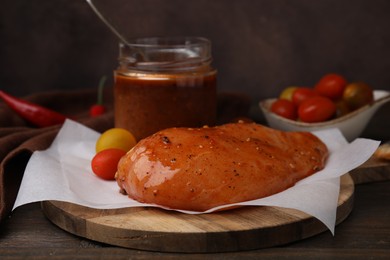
[270, 99, 297, 120]
[298, 96, 336, 123]
[91, 148, 126, 180]
[314, 73, 347, 100]
[292, 87, 319, 106]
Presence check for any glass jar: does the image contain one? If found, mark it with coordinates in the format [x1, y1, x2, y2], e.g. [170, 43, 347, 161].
[114, 37, 217, 141]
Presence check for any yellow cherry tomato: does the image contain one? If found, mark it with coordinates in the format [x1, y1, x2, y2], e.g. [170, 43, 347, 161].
[96, 128, 137, 153]
[279, 86, 298, 101]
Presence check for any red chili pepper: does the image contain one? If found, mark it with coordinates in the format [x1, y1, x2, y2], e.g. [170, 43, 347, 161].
[89, 76, 107, 117]
[0, 90, 67, 127]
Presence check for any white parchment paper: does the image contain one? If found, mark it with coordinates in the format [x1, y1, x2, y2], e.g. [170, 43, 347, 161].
[13, 119, 380, 234]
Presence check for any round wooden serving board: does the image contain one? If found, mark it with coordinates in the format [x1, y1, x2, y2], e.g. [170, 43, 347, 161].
[41, 174, 354, 253]
[350, 156, 390, 184]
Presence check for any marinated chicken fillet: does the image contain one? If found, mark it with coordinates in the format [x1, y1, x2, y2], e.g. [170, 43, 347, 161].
[116, 122, 328, 211]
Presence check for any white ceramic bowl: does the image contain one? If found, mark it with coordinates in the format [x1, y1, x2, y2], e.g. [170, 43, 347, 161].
[259, 90, 390, 141]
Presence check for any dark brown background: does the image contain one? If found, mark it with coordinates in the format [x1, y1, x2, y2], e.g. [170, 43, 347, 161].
[1, 0, 390, 106]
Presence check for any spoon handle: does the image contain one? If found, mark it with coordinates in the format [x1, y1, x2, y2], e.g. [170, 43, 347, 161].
[85, 0, 129, 45]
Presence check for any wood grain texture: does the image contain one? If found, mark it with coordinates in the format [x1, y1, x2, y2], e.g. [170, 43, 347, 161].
[2, 179, 390, 259]
[41, 174, 354, 253]
[350, 156, 390, 184]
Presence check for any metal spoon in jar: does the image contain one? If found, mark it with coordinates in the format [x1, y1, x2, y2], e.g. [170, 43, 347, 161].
[85, 0, 145, 64]
[85, 2, 206, 68]
[85, 0, 130, 45]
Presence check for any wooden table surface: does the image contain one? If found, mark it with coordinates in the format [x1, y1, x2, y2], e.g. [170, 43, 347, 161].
[1, 102, 390, 259]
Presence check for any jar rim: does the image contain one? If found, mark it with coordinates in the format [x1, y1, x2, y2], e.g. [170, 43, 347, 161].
[123, 36, 211, 48]
[118, 36, 213, 72]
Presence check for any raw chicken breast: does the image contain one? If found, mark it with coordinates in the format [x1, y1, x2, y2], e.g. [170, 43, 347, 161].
[116, 122, 328, 211]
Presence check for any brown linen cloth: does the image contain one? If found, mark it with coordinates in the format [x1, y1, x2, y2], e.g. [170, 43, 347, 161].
[0, 89, 250, 223]
[0, 89, 115, 223]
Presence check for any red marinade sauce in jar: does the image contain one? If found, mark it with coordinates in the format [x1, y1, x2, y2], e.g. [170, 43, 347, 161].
[114, 37, 217, 141]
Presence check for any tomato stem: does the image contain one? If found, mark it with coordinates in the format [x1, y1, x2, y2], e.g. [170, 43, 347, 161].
[97, 75, 107, 105]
